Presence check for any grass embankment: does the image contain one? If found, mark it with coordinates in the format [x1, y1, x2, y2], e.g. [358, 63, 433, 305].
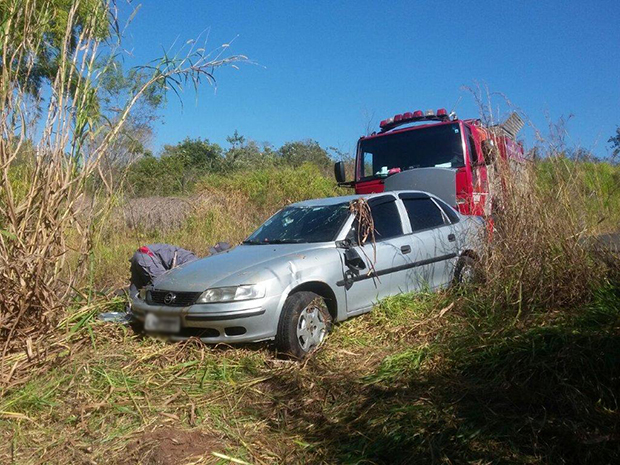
[2, 161, 619, 464]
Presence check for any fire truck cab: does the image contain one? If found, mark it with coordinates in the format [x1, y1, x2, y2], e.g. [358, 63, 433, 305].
[335, 108, 525, 216]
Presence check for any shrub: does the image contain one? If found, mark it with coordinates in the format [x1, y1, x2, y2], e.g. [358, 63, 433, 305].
[125, 138, 225, 197]
[197, 162, 345, 211]
[277, 140, 332, 170]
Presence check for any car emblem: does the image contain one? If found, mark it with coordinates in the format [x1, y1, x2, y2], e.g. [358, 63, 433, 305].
[163, 292, 176, 305]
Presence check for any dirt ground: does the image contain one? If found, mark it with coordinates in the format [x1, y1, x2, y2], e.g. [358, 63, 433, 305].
[123, 427, 224, 465]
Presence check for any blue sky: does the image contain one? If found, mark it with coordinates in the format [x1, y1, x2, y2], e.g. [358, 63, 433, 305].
[122, 1, 620, 157]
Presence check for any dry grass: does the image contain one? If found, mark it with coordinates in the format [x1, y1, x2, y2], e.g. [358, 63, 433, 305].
[477, 154, 618, 314]
[2, 286, 618, 464]
[118, 197, 197, 234]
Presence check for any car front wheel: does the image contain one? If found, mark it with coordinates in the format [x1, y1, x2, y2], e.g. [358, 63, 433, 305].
[275, 291, 332, 359]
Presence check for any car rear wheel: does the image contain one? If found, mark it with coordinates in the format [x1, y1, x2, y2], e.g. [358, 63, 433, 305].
[275, 291, 332, 359]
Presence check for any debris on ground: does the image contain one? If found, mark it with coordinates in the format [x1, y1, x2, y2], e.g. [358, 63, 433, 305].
[97, 311, 134, 324]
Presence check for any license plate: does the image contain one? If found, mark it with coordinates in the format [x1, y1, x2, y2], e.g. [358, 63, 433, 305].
[144, 313, 181, 333]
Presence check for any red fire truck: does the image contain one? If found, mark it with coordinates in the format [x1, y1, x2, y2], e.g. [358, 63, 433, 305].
[334, 108, 525, 216]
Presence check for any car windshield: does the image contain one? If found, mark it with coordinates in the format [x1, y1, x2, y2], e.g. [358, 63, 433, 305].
[359, 122, 465, 180]
[244, 203, 350, 244]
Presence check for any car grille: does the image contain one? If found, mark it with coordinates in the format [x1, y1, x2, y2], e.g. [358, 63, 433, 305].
[148, 290, 201, 307]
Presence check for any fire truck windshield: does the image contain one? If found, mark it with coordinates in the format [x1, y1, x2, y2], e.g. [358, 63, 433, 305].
[358, 122, 465, 180]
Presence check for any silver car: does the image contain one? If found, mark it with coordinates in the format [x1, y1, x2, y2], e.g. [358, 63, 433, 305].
[131, 191, 483, 358]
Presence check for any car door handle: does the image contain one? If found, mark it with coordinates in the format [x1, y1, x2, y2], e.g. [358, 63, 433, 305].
[447, 234, 456, 242]
[401, 245, 411, 254]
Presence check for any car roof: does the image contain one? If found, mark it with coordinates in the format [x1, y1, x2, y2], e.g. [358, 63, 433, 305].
[289, 190, 433, 208]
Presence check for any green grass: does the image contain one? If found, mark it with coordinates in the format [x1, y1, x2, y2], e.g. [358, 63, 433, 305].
[536, 158, 620, 231]
[3, 287, 618, 463]
[197, 163, 346, 210]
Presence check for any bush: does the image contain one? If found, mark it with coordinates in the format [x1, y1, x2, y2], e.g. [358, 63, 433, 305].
[536, 158, 620, 229]
[125, 138, 224, 197]
[124, 137, 339, 197]
[197, 162, 345, 210]
[277, 140, 332, 170]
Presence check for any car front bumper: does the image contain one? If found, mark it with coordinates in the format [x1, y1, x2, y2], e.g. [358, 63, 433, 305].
[131, 294, 281, 343]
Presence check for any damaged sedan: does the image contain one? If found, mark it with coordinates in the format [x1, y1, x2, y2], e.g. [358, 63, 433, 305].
[131, 191, 484, 358]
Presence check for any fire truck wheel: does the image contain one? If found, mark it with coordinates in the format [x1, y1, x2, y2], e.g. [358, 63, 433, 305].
[275, 291, 332, 360]
[454, 255, 483, 286]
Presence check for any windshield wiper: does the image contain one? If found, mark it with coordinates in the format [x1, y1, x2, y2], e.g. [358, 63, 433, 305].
[242, 240, 262, 245]
[243, 239, 302, 245]
[264, 239, 302, 244]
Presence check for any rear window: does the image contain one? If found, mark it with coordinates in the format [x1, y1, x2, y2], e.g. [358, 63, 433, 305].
[402, 198, 446, 232]
[433, 197, 461, 223]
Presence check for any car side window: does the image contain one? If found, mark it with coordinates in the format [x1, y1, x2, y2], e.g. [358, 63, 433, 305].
[347, 199, 403, 243]
[370, 200, 403, 240]
[402, 198, 446, 232]
[432, 197, 461, 224]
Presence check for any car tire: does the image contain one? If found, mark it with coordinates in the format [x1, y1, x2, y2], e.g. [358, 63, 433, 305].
[453, 255, 483, 286]
[275, 291, 332, 359]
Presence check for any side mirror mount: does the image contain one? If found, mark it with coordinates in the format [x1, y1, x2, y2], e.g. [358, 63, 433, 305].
[334, 161, 346, 184]
[344, 248, 366, 271]
[481, 139, 497, 165]
[335, 238, 351, 249]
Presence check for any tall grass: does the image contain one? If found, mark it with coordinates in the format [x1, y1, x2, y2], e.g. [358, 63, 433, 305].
[475, 149, 618, 314]
[0, 1, 246, 352]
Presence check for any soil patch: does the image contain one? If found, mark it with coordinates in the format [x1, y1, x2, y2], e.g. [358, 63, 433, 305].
[123, 426, 224, 465]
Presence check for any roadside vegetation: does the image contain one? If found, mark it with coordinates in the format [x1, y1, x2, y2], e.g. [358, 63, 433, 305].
[2, 156, 619, 464]
[1, 2, 620, 464]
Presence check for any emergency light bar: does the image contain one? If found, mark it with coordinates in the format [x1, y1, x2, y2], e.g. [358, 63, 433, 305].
[379, 108, 451, 133]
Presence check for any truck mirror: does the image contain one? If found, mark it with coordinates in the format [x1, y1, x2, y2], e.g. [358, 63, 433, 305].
[481, 139, 497, 165]
[334, 161, 346, 183]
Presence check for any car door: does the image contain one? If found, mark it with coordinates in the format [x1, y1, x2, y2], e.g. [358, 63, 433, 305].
[398, 193, 460, 290]
[341, 196, 410, 314]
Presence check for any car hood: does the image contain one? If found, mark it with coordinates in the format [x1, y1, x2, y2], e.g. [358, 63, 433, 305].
[152, 243, 327, 292]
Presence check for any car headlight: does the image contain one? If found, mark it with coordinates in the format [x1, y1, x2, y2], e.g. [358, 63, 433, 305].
[138, 288, 147, 300]
[196, 285, 265, 304]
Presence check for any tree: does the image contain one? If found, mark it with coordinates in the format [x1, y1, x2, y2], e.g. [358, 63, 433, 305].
[224, 131, 275, 170]
[609, 127, 620, 159]
[226, 130, 246, 149]
[161, 137, 223, 171]
[98, 59, 165, 164]
[124, 138, 224, 196]
[278, 140, 332, 169]
[1, 0, 109, 95]
[125, 138, 225, 196]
